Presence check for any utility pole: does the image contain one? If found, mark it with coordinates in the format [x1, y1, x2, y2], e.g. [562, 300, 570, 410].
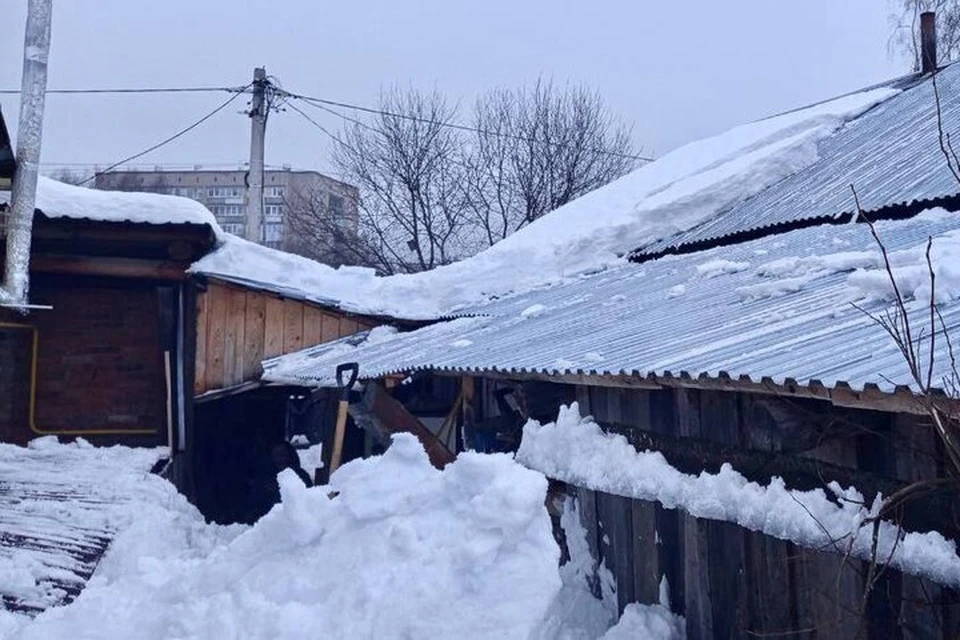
[245, 67, 268, 244]
[3, 0, 53, 307]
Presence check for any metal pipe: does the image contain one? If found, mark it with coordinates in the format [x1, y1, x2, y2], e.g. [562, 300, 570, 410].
[4, 0, 53, 306]
[922, 11, 938, 74]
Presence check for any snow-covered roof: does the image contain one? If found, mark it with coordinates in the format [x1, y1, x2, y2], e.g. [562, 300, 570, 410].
[263, 209, 960, 396]
[194, 80, 899, 321]
[0, 176, 222, 230]
[30, 176, 222, 229]
[188, 234, 429, 320]
[356, 82, 900, 317]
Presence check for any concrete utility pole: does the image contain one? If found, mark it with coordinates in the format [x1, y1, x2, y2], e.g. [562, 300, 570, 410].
[245, 67, 268, 244]
[3, 0, 53, 306]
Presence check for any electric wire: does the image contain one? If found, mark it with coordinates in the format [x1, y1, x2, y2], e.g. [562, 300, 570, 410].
[0, 86, 246, 95]
[78, 85, 251, 185]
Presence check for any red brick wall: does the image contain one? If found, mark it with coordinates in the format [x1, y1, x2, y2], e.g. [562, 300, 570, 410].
[0, 277, 168, 444]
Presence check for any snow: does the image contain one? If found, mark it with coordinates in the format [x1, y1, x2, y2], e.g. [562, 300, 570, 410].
[667, 284, 686, 298]
[189, 235, 430, 320]
[356, 85, 898, 317]
[695, 259, 750, 278]
[532, 497, 617, 640]
[189, 86, 896, 322]
[521, 303, 549, 319]
[600, 603, 685, 640]
[12, 434, 564, 640]
[516, 403, 960, 589]
[28, 176, 221, 230]
[846, 225, 960, 305]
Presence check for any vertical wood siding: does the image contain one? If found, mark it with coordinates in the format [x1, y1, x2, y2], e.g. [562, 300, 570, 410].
[551, 384, 958, 639]
[193, 281, 377, 395]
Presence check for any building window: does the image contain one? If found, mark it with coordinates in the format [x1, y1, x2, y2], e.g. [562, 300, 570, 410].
[265, 186, 285, 198]
[329, 195, 344, 215]
[264, 223, 283, 243]
[222, 223, 245, 235]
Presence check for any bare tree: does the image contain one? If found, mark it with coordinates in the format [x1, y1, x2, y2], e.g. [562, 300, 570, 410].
[332, 89, 470, 274]
[891, 1, 960, 69]
[283, 184, 369, 268]
[467, 79, 637, 239]
[293, 82, 638, 273]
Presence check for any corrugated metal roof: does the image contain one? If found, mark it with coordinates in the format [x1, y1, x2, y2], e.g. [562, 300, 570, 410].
[639, 65, 960, 256]
[264, 211, 960, 395]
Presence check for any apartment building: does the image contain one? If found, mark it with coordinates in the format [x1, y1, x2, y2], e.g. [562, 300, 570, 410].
[95, 167, 358, 261]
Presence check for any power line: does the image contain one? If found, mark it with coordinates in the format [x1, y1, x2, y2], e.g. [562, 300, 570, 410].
[286, 100, 348, 148]
[283, 90, 654, 163]
[0, 86, 246, 95]
[78, 86, 251, 185]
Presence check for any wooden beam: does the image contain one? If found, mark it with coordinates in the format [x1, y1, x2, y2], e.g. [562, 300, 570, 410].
[364, 383, 456, 469]
[434, 369, 947, 416]
[30, 255, 189, 280]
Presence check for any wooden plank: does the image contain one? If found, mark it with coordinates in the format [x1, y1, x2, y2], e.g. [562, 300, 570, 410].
[630, 498, 660, 605]
[321, 312, 341, 343]
[282, 300, 304, 354]
[364, 383, 456, 468]
[681, 512, 714, 638]
[792, 546, 863, 638]
[339, 316, 360, 337]
[30, 254, 189, 281]
[448, 369, 943, 416]
[205, 284, 228, 391]
[303, 308, 323, 346]
[607, 494, 635, 613]
[743, 531, 794, 636]
[577, 487, 601, 576]
[242, 292, 266, 381]
[194, 290, 209, 395]
[263, 297, 285, 358]
[706, 519, 747, 640]
[222, 287, 246, 387]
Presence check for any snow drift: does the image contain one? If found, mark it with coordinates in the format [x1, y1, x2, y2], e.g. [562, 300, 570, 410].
[13, 434, 561, 640]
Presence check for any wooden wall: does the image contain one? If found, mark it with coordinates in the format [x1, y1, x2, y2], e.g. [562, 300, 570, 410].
[194, 280, 377, 395]
[484, 379, 959, 639]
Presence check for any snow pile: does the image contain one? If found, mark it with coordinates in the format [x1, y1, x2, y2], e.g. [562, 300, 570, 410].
[516, 404, 960, 589]
[0, 437, 233, 637]
[533, 497, 617, 640]
[735, 249, 882, 300]
[600, 603, 685, 640]
[847, 221, 960, 305]
[695, 259, 750, 278]
[18, 434, 561, 640]
[29, 176, 221, 231]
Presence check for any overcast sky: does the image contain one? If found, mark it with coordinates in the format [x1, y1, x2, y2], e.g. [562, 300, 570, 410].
[1, 1, 908, 179]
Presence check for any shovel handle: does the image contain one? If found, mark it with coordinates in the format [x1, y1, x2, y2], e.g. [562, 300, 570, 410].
[336, 362, 359, 401]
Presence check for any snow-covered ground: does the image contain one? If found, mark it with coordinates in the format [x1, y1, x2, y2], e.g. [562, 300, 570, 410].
[2, 435, 678, 640]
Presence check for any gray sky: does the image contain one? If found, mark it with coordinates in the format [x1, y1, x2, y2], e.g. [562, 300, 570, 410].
[1, 1, 908, 179]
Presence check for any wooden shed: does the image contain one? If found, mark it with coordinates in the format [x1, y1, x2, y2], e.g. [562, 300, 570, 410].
[0, 201, 215, 447]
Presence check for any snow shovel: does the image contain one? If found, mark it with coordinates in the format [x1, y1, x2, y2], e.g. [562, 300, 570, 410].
[328, 361, 359, 476]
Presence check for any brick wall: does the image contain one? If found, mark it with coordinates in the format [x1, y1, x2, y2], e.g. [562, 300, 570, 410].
[0, 277, 169, 444]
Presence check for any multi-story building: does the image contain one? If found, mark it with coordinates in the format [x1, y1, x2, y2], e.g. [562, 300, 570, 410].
[94, 167, 358, 262]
